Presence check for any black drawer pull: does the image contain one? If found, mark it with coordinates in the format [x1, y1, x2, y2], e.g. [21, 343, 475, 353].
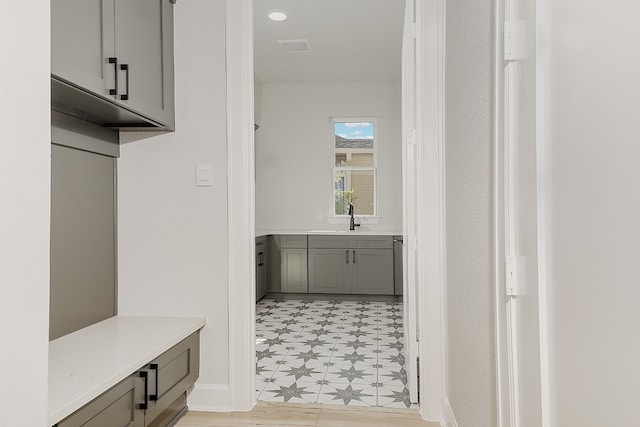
[108, 57, 118, 96]
[353, 250, 356, 264]
[139, 371, 148, 410]
[120, 63, 130, 101]
[150, 363, 159, 401]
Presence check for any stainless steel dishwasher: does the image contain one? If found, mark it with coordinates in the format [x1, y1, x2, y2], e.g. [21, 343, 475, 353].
[393, 236, 403, 295]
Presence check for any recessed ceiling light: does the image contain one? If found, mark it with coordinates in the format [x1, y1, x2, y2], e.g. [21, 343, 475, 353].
[268, 10, 287, 21]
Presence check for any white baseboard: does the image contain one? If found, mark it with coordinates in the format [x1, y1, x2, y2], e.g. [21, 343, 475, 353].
[442, 398, 459, 427]
[187, 383, 231, 412]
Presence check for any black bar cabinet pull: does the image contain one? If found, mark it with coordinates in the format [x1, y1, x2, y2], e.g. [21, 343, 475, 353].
[120, 63, 130, 100]
[353, 250, 356, 263]
[108, 57, 118, 96]
[346, 250, 349, 263]
[149, 363, 159, 401]
[139, 371, 149, 410]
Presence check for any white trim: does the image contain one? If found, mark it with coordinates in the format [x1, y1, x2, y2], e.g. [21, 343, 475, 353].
[442, 398, 459, 427]
[401, 0, 419, 404]
[493, 0, 512, 425]
[226, 0, 256, 412]
[415, 0, 446, 421]
[187, 383, 231, 412]
[535, 0, 551, 424]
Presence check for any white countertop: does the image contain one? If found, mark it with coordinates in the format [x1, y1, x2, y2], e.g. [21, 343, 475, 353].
[256, 230, 402, 237]
[48, 316, 206, 426]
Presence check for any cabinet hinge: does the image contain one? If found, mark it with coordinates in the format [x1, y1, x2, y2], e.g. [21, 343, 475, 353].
[505, 255, 518, 296]
[504, 20, 526, 61]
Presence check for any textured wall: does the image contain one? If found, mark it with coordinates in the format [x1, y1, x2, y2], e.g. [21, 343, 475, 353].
[118, 0, 230, 406]
[255, 81, 402, 233]
[542, 0, 640, 425]
[0, 1, 51, 425]
[443, 0, 496, 425]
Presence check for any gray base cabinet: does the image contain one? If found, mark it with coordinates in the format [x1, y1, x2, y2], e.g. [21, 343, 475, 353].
[279, 235, 308, 293]
[308, 249, 351, 294]
[256, 237, 267, 301]
[308, 235, 394, 295]
[56, 374, 144, 427]
[281, 249, 308, 293]
[350, 249, 394, 294]
[56, 332, 200, 427]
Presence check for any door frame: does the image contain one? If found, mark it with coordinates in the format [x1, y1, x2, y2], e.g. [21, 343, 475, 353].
[225, 0, 447, 419]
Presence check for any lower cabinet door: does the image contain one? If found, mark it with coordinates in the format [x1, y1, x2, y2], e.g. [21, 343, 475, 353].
[144, 332, 200, 426]
[351, 249, 394, 295]
[281, 249, 308, 293]
[308, 249, 351, 294]
[57, 374, 145, 427]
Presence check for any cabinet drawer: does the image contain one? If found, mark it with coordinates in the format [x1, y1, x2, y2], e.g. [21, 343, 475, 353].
[57, 374, 144, 427]
[308, 235, 349, 249]
[256, 236, 267, 250]
[350, 235, 393, 249]
[280, 235, 307, 248]
[144, 332, 200, 424]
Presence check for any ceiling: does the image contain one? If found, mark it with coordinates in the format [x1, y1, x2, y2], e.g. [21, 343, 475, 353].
[253, 0, 406, 84]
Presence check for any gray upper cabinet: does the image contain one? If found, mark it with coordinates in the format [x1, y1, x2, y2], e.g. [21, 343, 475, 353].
[51, 0, 109, 97]
[51, 0, 175, 130]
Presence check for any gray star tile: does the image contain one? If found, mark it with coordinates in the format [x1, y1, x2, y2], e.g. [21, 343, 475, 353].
[272, 382, 315, 402]
[294, 349, 322, 362]
[339, 351, 372, 364]
[324, 384, 373, 405]
[381, 387, 411, 407]
[281, 364, 322, 380]
[336, 366, 367, 382]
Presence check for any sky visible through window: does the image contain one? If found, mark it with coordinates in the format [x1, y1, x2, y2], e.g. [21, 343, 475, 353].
[335, 121, 374, 140]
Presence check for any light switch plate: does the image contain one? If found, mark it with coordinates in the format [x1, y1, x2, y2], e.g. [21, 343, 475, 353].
[196, 165, 213, 187]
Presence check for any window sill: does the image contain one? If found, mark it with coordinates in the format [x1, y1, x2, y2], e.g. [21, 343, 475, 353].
[327, 215, 381, 225]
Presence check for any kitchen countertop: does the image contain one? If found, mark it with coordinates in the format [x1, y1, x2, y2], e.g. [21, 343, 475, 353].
[256, 230, 402, 237]
[48, 316, 206, 426]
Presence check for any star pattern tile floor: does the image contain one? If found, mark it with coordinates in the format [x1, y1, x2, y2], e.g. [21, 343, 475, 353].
[255, 298, 413, 408]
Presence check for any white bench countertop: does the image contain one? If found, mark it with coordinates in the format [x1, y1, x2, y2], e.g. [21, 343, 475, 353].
[48, 316, 206, 426]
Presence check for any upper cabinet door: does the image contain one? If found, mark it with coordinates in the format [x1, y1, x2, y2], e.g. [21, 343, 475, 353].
[51, 0, 115, 96]
[114, 0, 175, 129]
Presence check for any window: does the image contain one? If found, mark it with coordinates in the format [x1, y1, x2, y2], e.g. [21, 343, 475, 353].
[332, 119, 377, 216]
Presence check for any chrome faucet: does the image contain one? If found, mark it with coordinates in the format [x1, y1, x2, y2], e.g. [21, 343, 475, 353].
[348, 203, 360, 231]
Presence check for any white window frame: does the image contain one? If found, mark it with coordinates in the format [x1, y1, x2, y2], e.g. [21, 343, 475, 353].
[328, 117, 380, 223]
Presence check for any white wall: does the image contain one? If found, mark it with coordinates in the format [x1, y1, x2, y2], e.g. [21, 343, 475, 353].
[443, 0, 496, 425]
[118, 0, 230, 409]
[255, 81, 402, 232]
[540, 1, 640, 425]
[0, 1, 50, 425]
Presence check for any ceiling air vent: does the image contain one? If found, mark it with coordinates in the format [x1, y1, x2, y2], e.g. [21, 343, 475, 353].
[277, 39, 312, 53]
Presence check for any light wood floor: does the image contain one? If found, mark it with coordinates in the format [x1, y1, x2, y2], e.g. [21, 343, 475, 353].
[176, 401, 439, 427]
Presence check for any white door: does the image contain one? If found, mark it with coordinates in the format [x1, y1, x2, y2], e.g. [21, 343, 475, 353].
[497, 0, 542, 424]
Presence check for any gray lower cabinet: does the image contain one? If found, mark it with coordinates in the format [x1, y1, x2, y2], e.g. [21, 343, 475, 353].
[51, 0, 175, 130]
[350, 249, 394, 294]
[279, 235, 308, 293]
[281, 249, 308, 293]
[308, 235, 394, 295]
[256, 237, 267, 301]
[56, 374, 144, 427]
[308, 249, 351, 294]
[56, 332, 200, 427]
